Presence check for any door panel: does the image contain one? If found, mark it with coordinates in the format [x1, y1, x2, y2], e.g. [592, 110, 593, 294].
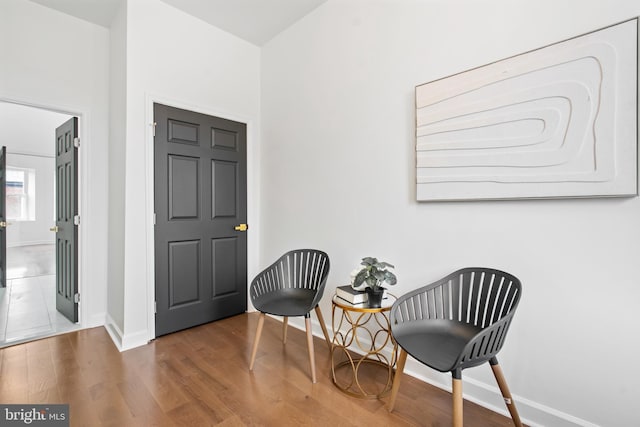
[169, 240, 200, 306]
[212, 237, 238, 296]
[55, 117, 79, 323]
[212, 160, 237, 217]
[0, 146, 6, 288]
[169, 155, 199, 219]
[154, 103, 247, 336]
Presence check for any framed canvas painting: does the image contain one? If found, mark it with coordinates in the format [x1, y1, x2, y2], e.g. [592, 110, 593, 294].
[416, 19, 638, 201]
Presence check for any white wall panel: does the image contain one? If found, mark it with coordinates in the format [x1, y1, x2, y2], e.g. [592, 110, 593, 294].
[0, 0, 110, 328]
[261, 1, 640, 426]
[121, 0, 261, 347]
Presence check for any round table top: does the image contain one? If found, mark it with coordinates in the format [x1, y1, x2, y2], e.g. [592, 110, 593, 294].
[332, 293, 397, 313]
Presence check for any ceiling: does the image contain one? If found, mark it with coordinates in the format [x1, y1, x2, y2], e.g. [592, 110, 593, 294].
[28, 0, 122, 28]
[27, 0, 327, 46]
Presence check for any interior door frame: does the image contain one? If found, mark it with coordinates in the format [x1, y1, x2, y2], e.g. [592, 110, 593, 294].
[144, 94, 258, 341]
[1, 146, 6, 289]
[0, 97, 86, 328]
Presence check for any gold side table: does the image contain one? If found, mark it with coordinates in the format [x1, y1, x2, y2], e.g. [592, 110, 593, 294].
[330, 293, 398, 399]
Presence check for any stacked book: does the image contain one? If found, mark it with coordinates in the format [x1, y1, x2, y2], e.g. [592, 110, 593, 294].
[335, 285, 387, 305]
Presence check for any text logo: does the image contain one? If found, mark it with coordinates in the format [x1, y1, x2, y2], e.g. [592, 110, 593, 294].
[0, 405, 69, 426]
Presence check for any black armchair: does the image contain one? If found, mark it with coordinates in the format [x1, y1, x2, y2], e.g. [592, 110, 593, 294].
[388, 267, 523, 427]
[248, 249, 331, 383]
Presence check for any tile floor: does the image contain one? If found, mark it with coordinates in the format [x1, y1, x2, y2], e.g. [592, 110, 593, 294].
[0, 245, 79, 348]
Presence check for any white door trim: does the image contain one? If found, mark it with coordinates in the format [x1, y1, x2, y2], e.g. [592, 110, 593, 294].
[144, 93, 259, 342]
[0, 97, 87, 329]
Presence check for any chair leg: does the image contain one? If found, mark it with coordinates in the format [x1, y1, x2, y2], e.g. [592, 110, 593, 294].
[282, 316, 289, 344]
[314, 305, 332, 350]
[249, 313, 265, 371]
[387, 348, 408, 412]
[490, 358, 523, 427]
[305, 315, 317, 383]
[452, 377, 463, 427]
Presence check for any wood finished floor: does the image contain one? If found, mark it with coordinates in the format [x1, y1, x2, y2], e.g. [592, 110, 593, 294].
[0, 313, 518, 426]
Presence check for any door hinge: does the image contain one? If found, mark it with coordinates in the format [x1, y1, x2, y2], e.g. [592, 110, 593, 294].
[73, 137, 80, 148]
[74, 293, 80, 303]
[154, 301, 157, 314]
[153, 213, 156, 225]
[152, 122, 157, 137]
[74, 215, 81, 226]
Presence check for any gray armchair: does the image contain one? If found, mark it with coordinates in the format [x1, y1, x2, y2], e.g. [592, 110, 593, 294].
[248, 249, 331, 383]
[388, 267, 523, 427]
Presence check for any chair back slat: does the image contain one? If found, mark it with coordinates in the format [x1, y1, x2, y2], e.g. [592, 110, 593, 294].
[449, 276, 460, 321]
[474, 271, 488, 326]
[276, 259, 285, 290]
[462, 271, 474, 323]
[250, 249, 330, 308]
[482, 273, 499, 327]
[501, 281, 520, 319]
[391, 267, 520, 327]
[282, 250, 328, 291]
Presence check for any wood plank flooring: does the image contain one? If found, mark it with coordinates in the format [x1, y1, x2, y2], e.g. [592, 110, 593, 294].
[0, 313, 519, 426]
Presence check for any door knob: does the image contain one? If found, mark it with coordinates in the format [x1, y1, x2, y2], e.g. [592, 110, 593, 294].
[0, 221, 6, 228]
[50, 226, 59, 232]
[234, 223, 248, 232]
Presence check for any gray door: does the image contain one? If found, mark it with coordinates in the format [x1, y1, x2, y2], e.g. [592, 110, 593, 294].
[154, 103, 248, 336]
[0, 146, 6, 288]
[55, 118, 79, 322]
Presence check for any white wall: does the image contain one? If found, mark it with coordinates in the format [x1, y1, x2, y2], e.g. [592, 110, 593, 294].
[3, 0, 637, 424]
[0, 102, 70, 156]
[107, 0, 127, 338]
[107, 0, 261, 349]
[0, 0, 110, 328]
[0, 102, 71, 247]
[261, 1, 640, 426]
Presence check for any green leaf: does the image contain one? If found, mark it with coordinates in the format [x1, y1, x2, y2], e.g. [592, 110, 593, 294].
[376, 261, 395, 269]
[353, 270, 367, 287]
[361, 257, 377, 266]
[373, 270, 385, 281]
[384, 271, 397, 286]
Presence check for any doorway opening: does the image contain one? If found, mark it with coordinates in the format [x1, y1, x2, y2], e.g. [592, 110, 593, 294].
[0, 101, 81, 347]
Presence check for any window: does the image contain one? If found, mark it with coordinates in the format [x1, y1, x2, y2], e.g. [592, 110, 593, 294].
[6, 167, 36, 221]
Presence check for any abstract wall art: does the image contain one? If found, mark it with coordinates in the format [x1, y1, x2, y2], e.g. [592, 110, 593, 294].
[416, 19, 638, 201]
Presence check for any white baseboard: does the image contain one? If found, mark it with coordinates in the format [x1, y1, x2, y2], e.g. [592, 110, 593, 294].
[7, 240, 54, 248]
[120, 329, 150, 351]
[279, 316, 599, 427]
[105, 314, 124, 350]
[400, 356, 600, 427]
[104, 315, 149, 352]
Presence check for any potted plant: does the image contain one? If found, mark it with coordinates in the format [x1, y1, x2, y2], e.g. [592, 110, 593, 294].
[351, 257, 397, 307]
